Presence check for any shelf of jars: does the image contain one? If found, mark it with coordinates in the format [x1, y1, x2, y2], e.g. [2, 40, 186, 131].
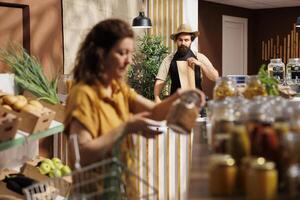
[201, 72, 300, 199]
[0, 120, 64, 152]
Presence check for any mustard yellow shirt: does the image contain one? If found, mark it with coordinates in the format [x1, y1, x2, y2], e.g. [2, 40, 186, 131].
[64, 80, 139, 197]
[64, 80, 137, 138]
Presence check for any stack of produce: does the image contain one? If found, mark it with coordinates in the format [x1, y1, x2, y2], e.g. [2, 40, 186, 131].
[0, 44, 59, 105]
[37, 157, 71, 178]
[0, 93, 47, 116]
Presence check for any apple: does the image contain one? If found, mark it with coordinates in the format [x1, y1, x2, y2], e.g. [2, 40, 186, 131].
[42, 158, 55, 170]
[61, 165, 72, 176]
[39, 162, 51, 175]
[52, 157, 63, 169]
[49, 168, 62, 178]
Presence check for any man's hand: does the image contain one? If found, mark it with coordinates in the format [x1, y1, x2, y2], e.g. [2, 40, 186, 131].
[187, 57, 201, 67]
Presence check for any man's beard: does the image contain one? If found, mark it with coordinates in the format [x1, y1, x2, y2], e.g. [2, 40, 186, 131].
[177, 45, 190, 57]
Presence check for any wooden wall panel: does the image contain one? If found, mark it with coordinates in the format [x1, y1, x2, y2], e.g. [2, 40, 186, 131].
[0, 0, 63, 79]
[0, 0, 63, 158]
[149, 0, 183, 51]
[198, 1, 254, 98]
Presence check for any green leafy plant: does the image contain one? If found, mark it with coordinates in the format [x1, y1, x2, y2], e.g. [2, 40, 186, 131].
[258, 64, 279, 96]
[0, 44, 59, 104]
[127, 35, 169, 100]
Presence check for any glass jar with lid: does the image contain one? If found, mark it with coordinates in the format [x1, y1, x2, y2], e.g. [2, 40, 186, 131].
[268, 58, 285, 83]
[289, 103, 300, 133]
[286, 58, 300, 85]
[243, 75, 267, 99]
[57, 74, 73, 104]
[213, 77, 237, 100]
[166, 91, 200, 134]
[246, 161, 278, 200]
[209, 154, 237, 196]
[245, 101, 278, 161]
[287, 164, 300, 198]
[210, 100, 235, 153]
[240, 157, 266, 194]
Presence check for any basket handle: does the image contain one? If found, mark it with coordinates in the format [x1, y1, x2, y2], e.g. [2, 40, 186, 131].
[70, 134, 81, 170]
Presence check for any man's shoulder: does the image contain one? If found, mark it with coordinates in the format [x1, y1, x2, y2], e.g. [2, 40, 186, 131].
[160, 52, 175, 66]
[195, 51, 209, 60]
[164, 52, 176, 60]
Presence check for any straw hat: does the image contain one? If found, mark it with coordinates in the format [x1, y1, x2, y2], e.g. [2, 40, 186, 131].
[170, 24, 198, 41]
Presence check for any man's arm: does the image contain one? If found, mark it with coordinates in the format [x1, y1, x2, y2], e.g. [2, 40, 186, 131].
[154, 79, 165, 103]
[154, 54, 172, 102]
[187, 53, 219, 81]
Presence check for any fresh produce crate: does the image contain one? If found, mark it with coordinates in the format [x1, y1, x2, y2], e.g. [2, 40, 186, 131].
[0, 106, 55, 134]
[0, 110, 19, 142]
[21, 156, 71, 197]
[0, 93, 56, 134]
[23, 91, 65, 123]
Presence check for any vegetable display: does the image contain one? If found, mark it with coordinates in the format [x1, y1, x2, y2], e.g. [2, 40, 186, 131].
[0, 45, 59, 104]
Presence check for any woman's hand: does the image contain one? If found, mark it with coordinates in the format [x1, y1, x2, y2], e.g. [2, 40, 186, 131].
[177, 88, 206, 108]
[125, 112, 163, 138]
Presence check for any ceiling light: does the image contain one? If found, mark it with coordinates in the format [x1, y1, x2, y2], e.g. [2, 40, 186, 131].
[296, 17, 300, 28]
[132, 11, 152, 29]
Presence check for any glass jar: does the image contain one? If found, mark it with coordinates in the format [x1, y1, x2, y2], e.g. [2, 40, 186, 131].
[57, 74, 73, 104]
[281, 133, 300, 194]
[243, 75, 267, 99]
[240, 157, 266, 194]
[213, 77, 237, 100]
[210, 100, 235, 153]
[209, 154, 237, 196]
[289, 103, 300, 133]
[287, 164, 300, 199]
[246, 161, 278, 200]
[283, 133, 300, 165]
[286, 58, 300, 85]
[166, 91, 200, 134]
[245, 102, 278, 161]
[267, 58, 285, 83]
[227, 123, 250, 165]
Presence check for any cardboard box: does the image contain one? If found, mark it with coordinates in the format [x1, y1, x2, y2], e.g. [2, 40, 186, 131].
[0, 105, 55, 134]
[0, 111, 19, 142]
[0, 168, 24, 199]
[23, 91, 65, 123]
[21, 156, 72, 197]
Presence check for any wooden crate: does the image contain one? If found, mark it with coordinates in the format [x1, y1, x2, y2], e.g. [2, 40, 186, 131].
[0, 106, 55, 134]
[0, 111, 19, 142]
[21, 156, 71, 197]
[23, 91, 65, 123]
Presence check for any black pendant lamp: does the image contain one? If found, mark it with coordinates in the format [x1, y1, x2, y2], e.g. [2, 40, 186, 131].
[132, 11, 152, 29]
[297, 17, 300, 28]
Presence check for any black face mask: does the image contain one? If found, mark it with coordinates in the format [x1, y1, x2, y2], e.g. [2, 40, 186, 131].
[177, 45, 190, 57]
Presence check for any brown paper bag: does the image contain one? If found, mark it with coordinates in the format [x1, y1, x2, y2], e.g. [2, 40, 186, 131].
[177, 61, 195, 89]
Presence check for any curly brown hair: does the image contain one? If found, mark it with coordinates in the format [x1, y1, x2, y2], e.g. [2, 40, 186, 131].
[73, 19, 134, 84]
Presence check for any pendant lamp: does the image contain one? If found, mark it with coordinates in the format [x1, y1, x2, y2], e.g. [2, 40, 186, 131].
[132, 11, 152, 29]
[296, 17, 300, 28]
[132, 0, 152, 29]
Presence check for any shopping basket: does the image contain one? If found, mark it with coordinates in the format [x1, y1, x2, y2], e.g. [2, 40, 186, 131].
[68, 134, 157, 200]
[23, 177, 69, 200]
[23, 134, 157, 200]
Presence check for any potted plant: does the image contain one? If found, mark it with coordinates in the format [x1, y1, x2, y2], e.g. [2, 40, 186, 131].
[127, 35, 169, 100]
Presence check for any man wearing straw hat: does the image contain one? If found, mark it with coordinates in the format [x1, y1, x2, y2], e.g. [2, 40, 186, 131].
[154, 23, 219, 103]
